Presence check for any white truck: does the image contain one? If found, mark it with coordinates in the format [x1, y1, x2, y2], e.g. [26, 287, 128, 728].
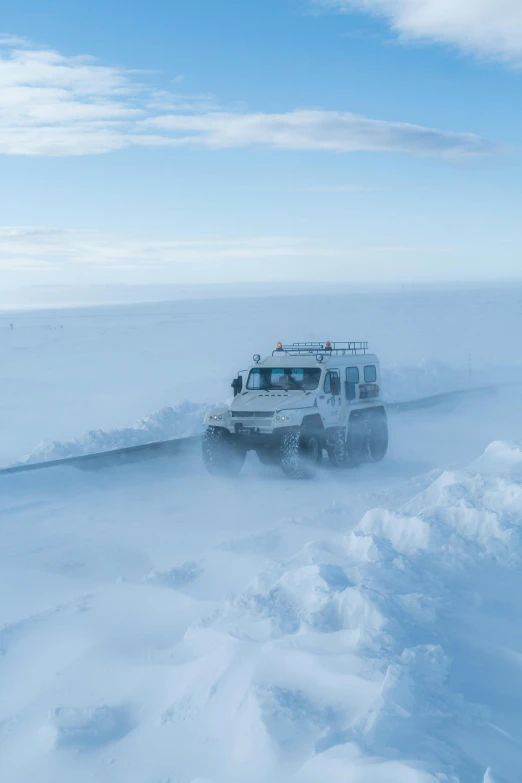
[203, 341, 388, 479]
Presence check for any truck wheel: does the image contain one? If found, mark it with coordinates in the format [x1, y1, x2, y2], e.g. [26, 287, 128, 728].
[280, 428, 322, 479]
[327, 425, 362, 468]
[368, 410, 388, 462]
[327, 427, 349, 468]
[346, 414, 368, 466]
[202, 426, 246, 476]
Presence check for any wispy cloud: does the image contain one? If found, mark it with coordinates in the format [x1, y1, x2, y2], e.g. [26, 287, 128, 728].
[0, 225, 461, 277]
[0, 226, 334, 272]
[0, 35, 501, 157]
[146, 110, 498, 159]
[305, 184, 384, 192]
[0, 225, 465, 287]
[0, 34, 30, 47]
[317, 0, 522, 65]
[0, 36, 217, 155]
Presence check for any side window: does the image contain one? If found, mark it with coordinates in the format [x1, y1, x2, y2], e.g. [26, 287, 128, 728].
[364, 365, 377, 383]
[324, 370, 340, 394]
[324, 373, 331, 394]
[345, 366, 359, 401]
[248, 367, 262, 389]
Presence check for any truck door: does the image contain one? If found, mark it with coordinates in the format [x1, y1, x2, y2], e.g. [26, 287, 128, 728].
[319, 369, 342, 425]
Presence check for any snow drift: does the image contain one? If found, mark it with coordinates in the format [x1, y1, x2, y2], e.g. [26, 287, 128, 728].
[169, 440, 522, 782]
[2, 440, 522, 781]
[17, 400, 208, 465]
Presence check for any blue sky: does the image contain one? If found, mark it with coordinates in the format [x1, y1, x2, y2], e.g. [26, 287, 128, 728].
[1, 0, 521, 288]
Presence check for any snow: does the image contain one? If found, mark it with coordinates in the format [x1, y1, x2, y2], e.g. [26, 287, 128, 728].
[1, 287, 522, 782]
[2, 284, 522, 468]
[0, 400, 522, 781]
[9, 362, 522, 469]
[42, 705, 135, 751]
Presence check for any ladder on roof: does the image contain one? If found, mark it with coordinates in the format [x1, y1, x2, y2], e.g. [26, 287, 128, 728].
[273, 341, 368, 357]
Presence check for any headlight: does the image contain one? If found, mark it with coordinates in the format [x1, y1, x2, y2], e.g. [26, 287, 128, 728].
[212, 414, 223, 420]
[276, 413, 292, 421]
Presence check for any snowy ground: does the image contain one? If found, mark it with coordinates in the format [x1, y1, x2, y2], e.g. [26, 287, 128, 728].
[1, 287, 522, 782]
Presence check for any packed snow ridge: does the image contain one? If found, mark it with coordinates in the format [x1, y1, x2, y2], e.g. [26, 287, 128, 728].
[18, 401, 209, 465]
[168, 441, 522, 782]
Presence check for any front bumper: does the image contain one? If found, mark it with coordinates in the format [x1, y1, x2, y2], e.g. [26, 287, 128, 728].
[232, 417, 274, 436]
[229, 424, 297, 450]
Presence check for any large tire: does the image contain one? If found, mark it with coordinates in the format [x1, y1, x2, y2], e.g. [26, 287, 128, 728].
[202, 426, 246, 476]
[346, 414, 367, 466]
[327, 426, 350, 468]
[368, 409, 388, 462]
[280, 427, 322, 479]
[327, 424, 362, 468]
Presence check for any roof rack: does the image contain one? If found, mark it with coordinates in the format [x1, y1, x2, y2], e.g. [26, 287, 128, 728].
[273, 341, 368, 356]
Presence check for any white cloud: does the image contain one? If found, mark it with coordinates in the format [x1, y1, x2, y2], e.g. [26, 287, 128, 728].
[319, 0, 522, 64]
[0, 35, 500, 158]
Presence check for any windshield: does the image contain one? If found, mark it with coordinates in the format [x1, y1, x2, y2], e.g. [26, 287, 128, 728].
[247, 367, 321, 391]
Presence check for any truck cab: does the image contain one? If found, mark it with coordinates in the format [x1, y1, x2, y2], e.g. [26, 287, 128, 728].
[203, 341, 388, 479]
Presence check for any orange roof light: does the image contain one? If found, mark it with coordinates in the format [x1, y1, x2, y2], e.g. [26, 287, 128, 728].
[325, 340, 332, 349]
[276, 341, 283, 350]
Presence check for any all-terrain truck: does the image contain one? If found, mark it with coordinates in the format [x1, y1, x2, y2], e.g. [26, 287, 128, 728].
[203, 341, 388, 478]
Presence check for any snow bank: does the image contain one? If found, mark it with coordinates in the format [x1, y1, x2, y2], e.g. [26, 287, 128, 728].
[171, 441, 522, 781]
[17, 400, 208, 464]
[469, 439, 522, 480]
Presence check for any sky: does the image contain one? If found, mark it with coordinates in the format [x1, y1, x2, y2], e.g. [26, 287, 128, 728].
[1, 0, 522, 291]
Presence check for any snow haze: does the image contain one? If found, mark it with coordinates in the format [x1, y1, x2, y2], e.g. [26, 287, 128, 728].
[1, 285, 522, 783]
[2, 0, 522, 779]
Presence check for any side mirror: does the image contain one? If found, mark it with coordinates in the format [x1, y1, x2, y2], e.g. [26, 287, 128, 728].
[231, 376, 243, 396]
[331, 374, 341, 396]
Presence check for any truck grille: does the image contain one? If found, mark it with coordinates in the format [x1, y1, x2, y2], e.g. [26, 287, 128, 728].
[231, 411, 273, 419]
